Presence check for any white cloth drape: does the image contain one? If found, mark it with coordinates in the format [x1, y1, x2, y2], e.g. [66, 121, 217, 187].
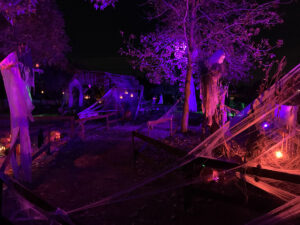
[0, 51, 34, 182]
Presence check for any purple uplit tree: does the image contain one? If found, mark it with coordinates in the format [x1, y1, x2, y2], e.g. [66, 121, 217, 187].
[0, 0, 70, 67]
[0, 0, 39, 25]
[89, 0, 118, 10]
[121, 0, 284, 132]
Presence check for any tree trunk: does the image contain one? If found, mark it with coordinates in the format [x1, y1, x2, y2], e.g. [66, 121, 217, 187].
[181, 54, 192, 132]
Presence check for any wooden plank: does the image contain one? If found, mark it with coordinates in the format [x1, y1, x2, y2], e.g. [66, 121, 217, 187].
[0, 173, 75, 225]
[132, 131, 186, 157]
[246, 167, 300, 184]
[132, 131, 300, 184]
[32, 143, 51, 161]
[0, 179, 3, 217]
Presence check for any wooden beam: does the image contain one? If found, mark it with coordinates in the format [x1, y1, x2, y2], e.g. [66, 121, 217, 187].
[132, 131, 186, 157]
[0, 173, 76, 225]
[132, 131, 300, 184]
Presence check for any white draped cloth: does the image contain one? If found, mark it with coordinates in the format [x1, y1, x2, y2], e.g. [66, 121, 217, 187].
[0, 51, 34, 182]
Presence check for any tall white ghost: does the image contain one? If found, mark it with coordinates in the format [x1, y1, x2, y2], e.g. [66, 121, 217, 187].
[0, 51, 34, 182]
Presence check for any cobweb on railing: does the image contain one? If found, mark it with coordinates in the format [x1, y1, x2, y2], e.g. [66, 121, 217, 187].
[65, 64, 300, 224]
[136, 99, 183, 140]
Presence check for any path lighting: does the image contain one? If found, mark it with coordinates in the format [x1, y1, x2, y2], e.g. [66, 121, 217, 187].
[41, 90, 44, 94]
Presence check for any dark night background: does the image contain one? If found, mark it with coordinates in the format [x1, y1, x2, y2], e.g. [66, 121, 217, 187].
[56, 0, 155, 74]
[56, 0, 300, 74]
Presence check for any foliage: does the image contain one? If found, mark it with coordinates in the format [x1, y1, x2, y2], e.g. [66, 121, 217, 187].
[121, 32, 188, 92]
[0, 0, 38, 24]
[121, 0, 285, 87]
[0, 0, 70, 67]
[89, 0, 118, 10]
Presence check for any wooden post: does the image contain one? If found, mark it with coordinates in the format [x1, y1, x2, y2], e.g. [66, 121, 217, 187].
[47, 128, 51, 155]
[106, 115, 109, 130]
[132, 132, 137, 168]
[70, 117, 74, 138]
[0, 179, 3, 216]
[170, 117, 173, 136]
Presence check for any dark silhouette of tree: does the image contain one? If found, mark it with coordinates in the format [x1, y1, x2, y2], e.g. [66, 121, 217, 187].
[0, 0, 70, 67]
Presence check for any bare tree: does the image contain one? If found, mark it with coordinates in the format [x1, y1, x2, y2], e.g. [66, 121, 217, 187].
[122, 0, 285, 132]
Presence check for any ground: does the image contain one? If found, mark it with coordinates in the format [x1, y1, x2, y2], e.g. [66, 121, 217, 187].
[0, 114, 295, 225]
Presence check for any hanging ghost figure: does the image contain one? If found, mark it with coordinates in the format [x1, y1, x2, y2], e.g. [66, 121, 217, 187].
[17, 42, 35, 94]
[0, 51, 34, 183]
[200, 50, 228, 130]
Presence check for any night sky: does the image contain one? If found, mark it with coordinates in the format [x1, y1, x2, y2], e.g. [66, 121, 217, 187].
[56, 0, 300, 73]
[57, 0, 153, 57]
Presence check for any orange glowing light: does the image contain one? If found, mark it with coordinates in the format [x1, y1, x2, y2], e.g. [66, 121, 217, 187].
[120, 95, 123, 99]
[130, 93, 134, 97]
[84, 95, 90, 100]
[275, 151, 283, 159]
[41, 90, 44, 94]
[125, 91, 128, 94]
[35, 63, 39, 68]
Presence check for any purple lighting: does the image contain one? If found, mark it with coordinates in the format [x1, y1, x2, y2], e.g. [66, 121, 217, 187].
[262, 122, 269, 128]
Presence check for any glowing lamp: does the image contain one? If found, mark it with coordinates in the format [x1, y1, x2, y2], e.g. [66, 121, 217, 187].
[120, 95, 123, 99]
[98, 100, 102, 104]
[275, 151, 283, 159]
[41, 90, 44, 94]
[125, 91, 128, 94]
[50, 131, 61, 142]
[130, 93, 134, 98]
[262, 122, 269, 128]
[35, 63, 39, 68]
[0, 145, 5, 152]
[84, 95, 90, 100]
[62, 91, 65, 95]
